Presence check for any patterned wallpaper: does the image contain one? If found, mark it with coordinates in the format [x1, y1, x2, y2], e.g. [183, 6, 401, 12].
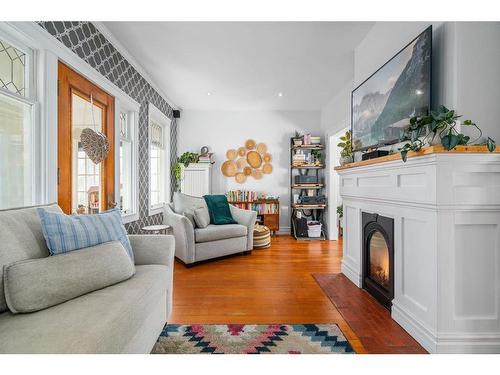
[37, 21, 178, 233]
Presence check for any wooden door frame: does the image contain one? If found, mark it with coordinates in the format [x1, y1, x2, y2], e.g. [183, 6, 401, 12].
[58, 62, 115, 214]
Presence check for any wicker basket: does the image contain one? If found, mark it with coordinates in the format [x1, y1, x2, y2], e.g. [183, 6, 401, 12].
[253, 224, 271, 249]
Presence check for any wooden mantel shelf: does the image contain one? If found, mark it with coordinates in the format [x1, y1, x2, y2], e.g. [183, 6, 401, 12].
[334, 145, 500, 171]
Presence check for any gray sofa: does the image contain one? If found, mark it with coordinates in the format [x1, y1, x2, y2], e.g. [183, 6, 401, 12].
[164, 193, 257, 266]
[0, 204, 175, 354]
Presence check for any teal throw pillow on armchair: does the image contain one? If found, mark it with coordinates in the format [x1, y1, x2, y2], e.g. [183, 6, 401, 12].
[203, 195, 238, 225]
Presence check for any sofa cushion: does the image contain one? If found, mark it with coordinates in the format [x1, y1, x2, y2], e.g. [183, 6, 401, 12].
[172, 192, 206, 214]
[37, 208, 134, 260]
[182, 209, 196, 228]
[193, 207, 210, 228]
[194, 224, 247, 243]
[0, 203, 62, 313]
[0, 264, 169, 353]
[4, 241, 135, 314]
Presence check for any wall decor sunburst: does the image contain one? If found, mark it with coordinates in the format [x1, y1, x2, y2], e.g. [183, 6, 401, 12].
[222, 139, 272, 183]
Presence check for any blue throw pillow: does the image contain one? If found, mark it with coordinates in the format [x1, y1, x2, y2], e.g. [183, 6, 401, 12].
[37, 208, 134, 261]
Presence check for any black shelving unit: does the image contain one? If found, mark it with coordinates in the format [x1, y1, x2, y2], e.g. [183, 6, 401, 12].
[290, 138, 327, 240]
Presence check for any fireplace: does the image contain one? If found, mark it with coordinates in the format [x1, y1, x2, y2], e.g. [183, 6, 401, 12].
[362, 212, 394, 310]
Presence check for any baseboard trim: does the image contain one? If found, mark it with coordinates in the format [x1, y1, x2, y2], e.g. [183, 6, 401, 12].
[435, 333, 500, 354]
[341, 260, 362, 287]
[392, 302, 500, 353]
[391, 302, 436, 353]
[277, 227, 291, 235]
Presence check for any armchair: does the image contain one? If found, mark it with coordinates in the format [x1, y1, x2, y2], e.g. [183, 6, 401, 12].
[163, 193, 257, 266]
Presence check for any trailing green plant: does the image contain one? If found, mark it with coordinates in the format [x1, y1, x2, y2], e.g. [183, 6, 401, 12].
[337, 130, 353, 158]
[399, 105, 496, 162]
[336, 205, 343, 219]
[172, 152, 200, 190]
[311, 149, 322, 163]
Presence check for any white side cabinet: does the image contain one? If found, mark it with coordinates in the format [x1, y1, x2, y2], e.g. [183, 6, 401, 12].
[180, 163, 212, 197]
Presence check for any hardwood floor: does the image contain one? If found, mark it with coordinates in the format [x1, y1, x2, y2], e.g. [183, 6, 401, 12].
[170, 235, 366, 353]
[170, 235, 425, 354]
[313, 273, 427, 353]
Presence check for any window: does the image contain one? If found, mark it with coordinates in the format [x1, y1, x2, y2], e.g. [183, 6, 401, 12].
[119, 110, 138, 222]
[0, 33, 35, 210]
[148, 103, 170, 216]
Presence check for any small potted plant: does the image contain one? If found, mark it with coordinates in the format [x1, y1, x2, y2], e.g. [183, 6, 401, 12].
[311, 149, 322, 165]
[337, 205, 344, 236]
[292, 131, 303, 146]
[338, 130, 354, 165]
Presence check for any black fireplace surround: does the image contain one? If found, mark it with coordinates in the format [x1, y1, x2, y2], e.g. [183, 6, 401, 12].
[362, 212, 394, 310]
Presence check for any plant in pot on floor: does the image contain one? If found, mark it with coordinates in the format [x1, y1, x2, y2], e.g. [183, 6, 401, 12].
[338, 130, 354, 165]
[399, 105, 496, 162]
[172, 151, 200, 191]
[337, 205, 344, 237]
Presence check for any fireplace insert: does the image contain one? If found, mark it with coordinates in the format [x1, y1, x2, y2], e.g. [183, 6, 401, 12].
[362, 212, 394, 310]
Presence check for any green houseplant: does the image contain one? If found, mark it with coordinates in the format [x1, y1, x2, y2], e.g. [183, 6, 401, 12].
[172, 151, 199, 191]
[292, 130, 303, 146]
[311, 149, 322, 164]
[337, 205, 344, 231]
[399, 105, 496, 162]
[338, 130, 354, 165]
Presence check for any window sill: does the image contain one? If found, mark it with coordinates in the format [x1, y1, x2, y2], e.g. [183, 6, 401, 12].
[122, 212, 139, 224]
[148, 204, 164, 217]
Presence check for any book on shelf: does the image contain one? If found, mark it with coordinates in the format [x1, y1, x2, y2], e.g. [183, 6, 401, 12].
[226, 190, 258, 203]
[226, 190, 279, 215]
[197, 155, 212, 163]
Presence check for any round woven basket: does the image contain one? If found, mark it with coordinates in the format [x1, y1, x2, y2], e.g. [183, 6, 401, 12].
[253, 224, 271, 249]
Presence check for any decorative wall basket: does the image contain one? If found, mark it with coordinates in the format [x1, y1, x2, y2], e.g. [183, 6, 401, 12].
[222, 139, 273, 183]
[80, 128, 110, 164]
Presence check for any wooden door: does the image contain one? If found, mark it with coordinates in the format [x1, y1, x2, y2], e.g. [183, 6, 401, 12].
[58, 62, 115, 214]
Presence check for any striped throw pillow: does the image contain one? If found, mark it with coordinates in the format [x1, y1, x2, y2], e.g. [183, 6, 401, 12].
[37, 208, 134, 260]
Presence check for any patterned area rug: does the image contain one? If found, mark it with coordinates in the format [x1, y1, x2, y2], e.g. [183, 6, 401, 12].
[152, 324, 355, 354]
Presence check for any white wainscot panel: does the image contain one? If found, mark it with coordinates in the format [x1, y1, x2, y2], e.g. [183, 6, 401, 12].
[401, 217, 434, 318]
[340, 161, 436, 206]
[454, 223, 499, 321]
[342, 204, 362, 286]
[452, 169, 500, 206]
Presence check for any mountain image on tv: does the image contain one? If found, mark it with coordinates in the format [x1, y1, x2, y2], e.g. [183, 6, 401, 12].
[352, 27, 431, 151]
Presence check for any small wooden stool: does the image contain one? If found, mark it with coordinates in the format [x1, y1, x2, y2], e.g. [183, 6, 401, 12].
[253, 224, 271, 249]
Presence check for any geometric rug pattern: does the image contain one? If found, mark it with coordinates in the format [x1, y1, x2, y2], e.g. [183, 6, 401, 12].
[152, 324, 355, 354]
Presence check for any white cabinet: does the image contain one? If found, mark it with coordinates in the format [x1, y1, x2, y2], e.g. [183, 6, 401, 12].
[180, 163, 212, 197]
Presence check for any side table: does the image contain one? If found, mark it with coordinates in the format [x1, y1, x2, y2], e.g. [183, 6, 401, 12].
[141, 224, 171, 235]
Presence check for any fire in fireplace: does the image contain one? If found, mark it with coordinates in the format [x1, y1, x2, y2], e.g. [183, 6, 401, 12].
[362, 212, 394, 310]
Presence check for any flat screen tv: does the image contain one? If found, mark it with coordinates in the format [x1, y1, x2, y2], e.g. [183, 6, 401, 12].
[351, 26, 432, 152]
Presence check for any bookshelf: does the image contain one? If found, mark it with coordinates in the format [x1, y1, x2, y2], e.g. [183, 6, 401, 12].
[290, 139, 327, 240]
[227, 191, 279, 234]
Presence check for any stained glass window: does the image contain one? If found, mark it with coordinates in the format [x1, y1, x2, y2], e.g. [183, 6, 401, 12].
[0, 39, 26, 97]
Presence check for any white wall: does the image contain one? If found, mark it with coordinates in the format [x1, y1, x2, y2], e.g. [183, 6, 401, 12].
[456, 22, 500, 141]
[178, 110, 322, 232]
[320, 21, 500, 238]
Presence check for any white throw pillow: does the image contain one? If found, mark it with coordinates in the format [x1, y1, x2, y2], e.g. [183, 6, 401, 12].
[193, 207, 211, 228]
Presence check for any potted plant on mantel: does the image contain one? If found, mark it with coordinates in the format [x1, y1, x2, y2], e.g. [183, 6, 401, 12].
[399, 105, 496, 162]
[338, 130, 354, 165]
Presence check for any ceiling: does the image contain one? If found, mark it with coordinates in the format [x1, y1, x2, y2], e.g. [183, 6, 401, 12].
[102, 22, 374, 111]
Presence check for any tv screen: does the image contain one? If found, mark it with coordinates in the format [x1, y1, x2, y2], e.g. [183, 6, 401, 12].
[351, 26, 432, 152]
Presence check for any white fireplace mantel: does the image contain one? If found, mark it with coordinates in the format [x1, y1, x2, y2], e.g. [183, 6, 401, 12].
[336, 149, 500, 353]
